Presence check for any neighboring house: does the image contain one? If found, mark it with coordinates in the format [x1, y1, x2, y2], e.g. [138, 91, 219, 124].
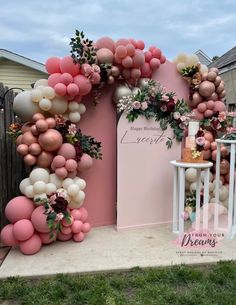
[0, 49, 47, 90]
[195, 49, 212, 66]
[208, 46, 236, 110]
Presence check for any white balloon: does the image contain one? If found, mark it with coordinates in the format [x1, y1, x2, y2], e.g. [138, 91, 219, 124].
[31, 89, 43, 103]
[186, 54, 199, 67]
[42, 86, 55, 99]
[25, 185, 35, 198]
[200, 64, 208, 74]
[34, 79, 48, 88]
[213, 179, 223, 188]
[209, 182, 214, 193]
[68, 200, 81, 209]
[34, 193, 48, 204]
[132, 87, 141, 95]
[74, 178, 86, 190]
[177, 62, 186, 72]
[33, 181, 46, 194]
[67, 184, 80, 196]
[176, 53, 188, 63]
[19, 178, 31, 194]
[68, 101, 79, 112]
[74, 190, 85, 203]
[201, 171, 213, 183]
[78, 104, 86, 114]
[49, 174, 62, 188]
[219, 186, 229, 201]
[185, 168, 198, 183]
[46, 183, 57, 195]
[62, 178, 74, 189]
[62, 112, 70, 120]
[30, 168, 50, 184]
[39, 98, 52, 111]
[190, 182, 203, 193]
[113, 85, 132, 103]
[49, 97, 68, 114]
[69, 112, 81, 123]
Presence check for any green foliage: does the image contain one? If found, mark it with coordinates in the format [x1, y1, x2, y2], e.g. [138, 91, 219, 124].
[76, 130, 102, 160]
[181, 65, 199, 77]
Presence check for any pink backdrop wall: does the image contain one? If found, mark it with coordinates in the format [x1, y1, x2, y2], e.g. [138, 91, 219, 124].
[78, 60, 189, 227]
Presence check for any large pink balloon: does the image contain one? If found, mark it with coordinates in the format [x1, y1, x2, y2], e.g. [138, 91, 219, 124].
[13, 219, 34, 241]
[199, 81, 215, 98]
[0, 224, 19, 246]
[38, 129, 63, 152]
[36, 151, 54, 168]
[82, 222, 91, 233]
[141, 62, 152, 77]
[122, 56, 133, 68]
[213, 101, 226, 112]
[5, 196, 35, 224]
[60, 56, 80, 76]
[136, 40, 145, 50]
[95, 37, 115, 52]
[19, 234, 42, 255]
[31, 206, 50, 233]
[116, 45, 127, 59]
[97, 48, 114, 64]
[57, 232, 72, 241]
[115, 38, 129, 48]
[72, 220, 83, 233]
[204, 131, 214, 142]
[57, 143, 76, 160]
[150, 58, 160, 70]
[74, 75, 92, 96]
[73, 232, 85, 242]
[70, 209, 82, 220]
[54, 83, 67, 96]
[45, 57, 61, 74]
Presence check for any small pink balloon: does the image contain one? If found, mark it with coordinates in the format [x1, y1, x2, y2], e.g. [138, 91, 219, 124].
[115, 38, 129, 48]
[36, 151, 54, 168]
[122, 69, 131, 79]
[211, 150, 217, 161]
[107, 75, 115, 85]
[53, 155, 66, 168]
[57, 143, 76, 160]
[204, 140, 211, 150]
[132, 50, 145, 68]
[60, 226, 72, 235]
[70, 209, 82, 220]
[67, 83, 79, 96]
[35, 119, 49, 133]
[203, 150, 211, 160]
[130, 68, 141, 79]
[192, 109, 204, 120]
[79, 207, 88, 222]
[216, 83, 224, 94]
[197, 103, 207, 113]
[206, 100, 215, 110]
[191, 92, 203, 107]
[116, 45, 127, 59]
[21, 122, 33, 133]
[13, 219, 34, 241]
[60, 56, 80, 76]
[114, 53, 122, 64]
[55, 167, 68, 179]
[111, 66, 120, 77]
[60, 73, 73, 85]
[31, 206, 50, 233]
[160, 55, 166, 64]
[221, 146, 228, 156]
[54, 83, 67, 96]
[225, 173, 230, 183]
[141, 62, 152, 77]
[73, 232, 85, 242]
[220, 159, 230, 175]
[19, 233, 42, 255]
[74, 75, 92, 96]
[211, 141, 217, 150]
[152, 48, 162, 59]
[150, 58, 160, 70]
[144, 51, 152, 62]
[48, 73, 62, 88]
[65, 159, 77, 172]
[129, 38, 137, 48]
[204, 109, 214, 118]
[32, 113, 45, 123]
[46, 118, 56, 129]
[57, 232, 72, 241]
[136, 40, 145, 50]
[17, 144, 29, 156]
[71, 220, 83, 233]
[210, 92, 218, 101]
[97, 48, 114, 64]
[31, 125, 39, 136]
[24, 154, 37, 166]
[126, 44, 135, 56]
[90, 73, 101, 85]
[61, 216, 74, 227]
[22, 131, 37, 146]
[82, 222, 91, 234]
[95, 36, 115, 52]
[16, 135, 23, 145]
[214, 76, 221, 86]
[45, 57, 61, 74]
[29, 143, 42, 156]
[213, 101, 226, 112]
[204, 131, 214, 142]
[0, 224, 19, 246]
[77, 153, 93, 172]
[38, 232, 56, 244]
[122, 56, 133, 68]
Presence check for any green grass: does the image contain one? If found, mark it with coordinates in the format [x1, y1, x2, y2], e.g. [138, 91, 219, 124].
[0, 261, 236, 305]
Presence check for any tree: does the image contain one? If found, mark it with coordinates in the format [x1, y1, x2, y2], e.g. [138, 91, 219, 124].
[212, 56, 219, 61]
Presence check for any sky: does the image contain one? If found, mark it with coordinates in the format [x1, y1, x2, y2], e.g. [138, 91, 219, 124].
[0, 0, 236, 64]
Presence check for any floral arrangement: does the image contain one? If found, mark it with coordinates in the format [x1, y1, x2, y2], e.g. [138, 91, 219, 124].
[191, 129, 205, 159]
[8, 123, 22, 141]
[117, 80, 191, 148]
[201, 111, 232, 134]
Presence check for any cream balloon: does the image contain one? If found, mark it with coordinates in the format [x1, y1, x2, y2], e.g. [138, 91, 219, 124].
[34, 193, 48, 204]
[42, 86, 55, 99]
[19, 178, 31, 194]
[49, 174, 62, 188]
[74, 178, 86, 190]
[176, 53, 188, 63]
[185, 168, 198, 183]
[69, 112, 81, 123]
[67, 184, 80, 196]
[78, 104, 86, 114]
[31, 89, 43, 103]
[39, 98, 52, 111]
[68, 101, 79, 112]
[45, 183, 57, 195]
[138, 78, 150, 89]
[74, 190, 85, 203]
[186, 54, 199, 67]
[177, 62, 186, 72]
[33, 181, 46, 194]
[34, 79, 48, 88]
[113, 85, 132, 103]
[30, 168, 50, 184]
[62, 178, 74, 189]
[200, 64, 208, 74]
[49, 97, 68, 114]
[24, 185, 35, 198]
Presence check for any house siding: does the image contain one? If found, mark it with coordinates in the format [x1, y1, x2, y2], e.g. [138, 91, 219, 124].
[0, 58, 47, 90]
[220, 68, 236, 104]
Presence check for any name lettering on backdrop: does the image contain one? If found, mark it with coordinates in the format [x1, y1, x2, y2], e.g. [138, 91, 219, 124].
[120, 126, 166, 145]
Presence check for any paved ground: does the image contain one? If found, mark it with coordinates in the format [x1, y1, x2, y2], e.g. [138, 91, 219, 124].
[0, 225, 235, 278]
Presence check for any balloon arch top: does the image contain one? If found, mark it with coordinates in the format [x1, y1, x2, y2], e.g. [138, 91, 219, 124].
[0, 30, 232, 255]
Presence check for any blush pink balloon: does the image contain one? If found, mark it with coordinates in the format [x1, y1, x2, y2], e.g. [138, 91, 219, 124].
[116, 45, 127, 59]
[122, 69, 131, 79]
[16, 134, 23, 145]
[132, 50, 145, 68]
[150, 58, 160, 70]
[129, 38, 137, 48]
[32, 113, 45, 123]
[38, 129, 63, 152]
[122, 56, 133, 68]
[61, 215, 74, 227]
[211, 150, 217, 161]
[17, 144, 29, 156]
[211, 141, 217, 150]
[191, 92, 203, 107]
[46, 118, 56, 129]
[192, 109, 204, 120]
[199, 81, 215, 98]
[152, 48, 162, 59]
[74, 75, 92, 96]
[77, 153, 93, 172]
[24, 154, 37, 166]
[21, 131, 37, 146]
[71, 220, 83, 233]
[35, 119, 49, 133]
[82, 222, 91, 234]
[5, 196, 35, 223]
[60, 73, 73, 85]
[206, 100, 215, 110]
[115, 38, 129, 47]
[54, 83, 67, 96]
[53, 155, 66, 168]
[0, 224, 19, 246]
[126, 43, 135, 56]
[136, 40, 145, 50]
[45, 57, 61, 74]
[114, 53, 122, 64]
[67, 83, 79, 96]
[65, 159, 77, 172]
[55, 167, 68, 179]
[130, 68, 141, 79]
[60, 226, 72, 235]
[31, 125, 39, 136]
[21, 122, 33, 133]
[210, 92, 218, 101]
[48, 73, 62, 88]
[73, 232, 85, 242]
[203, 150, 211, 160]
[141, 63, 152, 77]
[13, 219, 34, 241]
[90, 73, 101, 85]
[95, 36, 115, 52]
[70, 209, 82, 220]
[38, 232, 56, 244]
[204, 140, 211, 150]
[57, 143, 76, 160]
[36, 151, 54, 168]
[220, 159, 230, 175]
[197, 103, 207, 113]
[29, 143, 42, 156]
[79, 207, 88, 222]
[60, 56, 80, 76]
[97, 48, 114, 64]
[57, 232, 72, 241]
[221, 146, 229, 156]
[31, 206, 50, 233]
[144, 51, 152, 62]
[19, 233, 42, 255]
[204, 109, 214, 118]
[204, 131, 214, 142]
[160, 55, 166, 64]
[213, 101, 226, 112]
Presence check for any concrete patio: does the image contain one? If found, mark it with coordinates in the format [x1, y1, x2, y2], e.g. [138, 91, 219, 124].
[0, 224, 235, 279]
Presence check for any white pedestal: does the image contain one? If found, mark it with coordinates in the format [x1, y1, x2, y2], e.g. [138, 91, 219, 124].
[215, 139, 236, 238]
[170, 160, 213, 235]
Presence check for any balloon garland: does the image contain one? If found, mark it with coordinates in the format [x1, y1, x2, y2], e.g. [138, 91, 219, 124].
[0, 30, 232, 254]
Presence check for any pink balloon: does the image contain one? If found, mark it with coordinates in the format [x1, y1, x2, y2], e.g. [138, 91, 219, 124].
[132, 50, 145, 68]
[70, 209, 82, 220]
[60, 56, 80, 76]
[73, 232, 85, 242]
[36, 151, 54, 168]
[32, 113, 45, 123]
[210, 92, 218, 101]
[122, 69, 131, 79]
[130, 68, 141, 79]
[136, 40, 145, 50]
[16, 134, 23, 145]
[206, 100, 215, 110]
[74, 75, 92, 96]
[141, 62, 152, 77]
[82, 222, 91, 233]
[21, 122, 33, 133]
[48, 73, 62, 88]
[28, 143, 42, 156]
[24, 154, 37, 166]
[115, 38, 129, 48]
[45, 57, 61, 74]
[122, 56, 133, 68]
[81, 63, 92, 76]
[211, 141, 217, 150]
[31, 206, 50, 233]
[204, 140, 211, 150]
[61, 216, 73, 227]
[192, 109, 204, 120]
[71, 220, 83, 233]
[21, 131, 37, 146]
[77, 153, 93, 172]
[97, 48, 114, 64]
[197, 103, 207, 113]
[5, 196, 35, 223]
[17, 144, 29, 156]
[204, 131, 214, 142]
[60, 226, 72, 235]
[220, 159, 230, 175]
[57, 143, 76, 160]
[38, 232, 56, 244]
[204, 109, 214, 118]
[116, 45, 127, 59]
[65, 159, 77, 172]
[38, 129, 63, 152]
[79, 207, 88, 222]
[31, 125, 39, 136]
[35, 119, 49, 133]
[221, 146, 229, 156]
[152, 48, 161, 59]
[160, 55, 166, 64]
[213, 101, 226, 112]
[95, 37, 115, 52]
[67, 83, 79, 96]
[54, 83, 67, 96]
[19, 233, 42, 255]
[57, 232, 72, 241]
[114, 53, 122, 64]
[46, 118, 56, 129]
[203, 150, 211, 160]
[211, 150, 217, 161]
[144, 51, 152, 62]
[90, 73, 101, 85]
[0, 224, 19, 246]
[55, 167, 68, 179]
[13, 219, 34, 241]
[53, 155, 66, 168]
[60, 73, 73, 85]
[150, 58, 160, 70]
[129, 38, 137, 48]
[126, 44, 135, 56]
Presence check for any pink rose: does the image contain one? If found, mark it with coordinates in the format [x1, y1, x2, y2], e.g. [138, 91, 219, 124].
[141, 102, 148, 110]
[92, 64, 101, 73]
[56, 212, 64, 221]
[162, 95, 169, 102]
[132, 101, 141, 109]
[196, 136, 205, 146]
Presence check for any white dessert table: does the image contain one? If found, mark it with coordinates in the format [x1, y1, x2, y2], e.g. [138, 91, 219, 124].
[215, 139, 236, 238]
[170, 160, 213, 235]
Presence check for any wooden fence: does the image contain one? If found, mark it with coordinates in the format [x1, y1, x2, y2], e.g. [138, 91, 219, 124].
[0, 83, 26, 229]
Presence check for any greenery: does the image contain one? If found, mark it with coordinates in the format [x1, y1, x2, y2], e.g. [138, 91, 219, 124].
[0, 261, 236, 305]
[70, 30, 97, 65]
[181, 65, 199, 78]
[76, 129, 102, 160]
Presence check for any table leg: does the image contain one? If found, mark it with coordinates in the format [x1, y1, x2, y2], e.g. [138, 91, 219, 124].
[214, 142, 221, 230]
[178, 167, 185, 235]
[173, 166, 178, 233]
[228, 144, 235, 238]
[203, 168, 210, 230]
[195, 169, 201, 231]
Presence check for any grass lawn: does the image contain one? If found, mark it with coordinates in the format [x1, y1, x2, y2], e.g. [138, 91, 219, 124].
[0, 261, 235, 305]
